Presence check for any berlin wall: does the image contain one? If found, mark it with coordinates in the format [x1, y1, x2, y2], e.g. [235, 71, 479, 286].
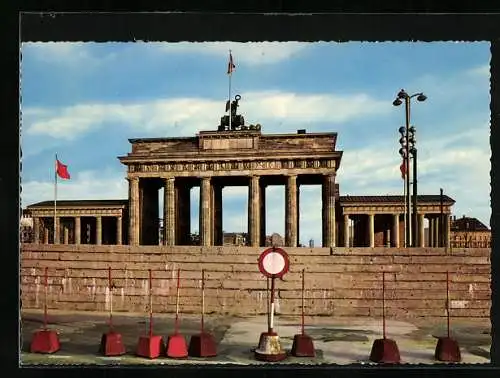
[20, 244, 491, 319]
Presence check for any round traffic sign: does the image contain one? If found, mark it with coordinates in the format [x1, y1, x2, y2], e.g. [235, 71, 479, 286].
[258, 247, 290, 278]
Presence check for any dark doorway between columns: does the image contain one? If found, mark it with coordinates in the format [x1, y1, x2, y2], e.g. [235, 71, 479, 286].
[41, 217, 54, 244]
[102, 216, 117, 245]
[81, 217, 96, 244]
[60, 217, 74, 244]
[140, 178, 162, 246]
[374, 214, 392, 247]
[175, 177, 195, 245]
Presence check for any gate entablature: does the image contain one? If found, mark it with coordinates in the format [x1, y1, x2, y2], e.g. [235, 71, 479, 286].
[119, 131, 343, 178]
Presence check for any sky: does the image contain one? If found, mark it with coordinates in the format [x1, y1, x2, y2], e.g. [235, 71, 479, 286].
[20, 42, 491, 245]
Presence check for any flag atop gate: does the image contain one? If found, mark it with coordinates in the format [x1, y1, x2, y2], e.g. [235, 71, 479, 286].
[227, 50, 236, 131]
[227, 51, 235, 75]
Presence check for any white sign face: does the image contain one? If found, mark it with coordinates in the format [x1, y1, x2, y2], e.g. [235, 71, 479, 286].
[262, 252, 286, 275]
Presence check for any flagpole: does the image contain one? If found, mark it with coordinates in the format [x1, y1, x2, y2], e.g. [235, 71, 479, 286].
[403, 166, 406, 248]
[54, 153, 58, 244]
[228, 49, 232, 131]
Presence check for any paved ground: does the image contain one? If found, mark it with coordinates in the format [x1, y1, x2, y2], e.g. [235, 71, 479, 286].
[20, 310, 492, 365]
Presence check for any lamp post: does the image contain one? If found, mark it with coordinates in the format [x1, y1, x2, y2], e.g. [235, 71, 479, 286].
[393, 89, 427, 247]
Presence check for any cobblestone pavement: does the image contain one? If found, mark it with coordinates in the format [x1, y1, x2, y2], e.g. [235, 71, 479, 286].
[20, 310, 491, 366]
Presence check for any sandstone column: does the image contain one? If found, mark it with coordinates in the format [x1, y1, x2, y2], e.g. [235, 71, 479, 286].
[213, 184, 223, 246]
[96, 216, 102, 245]
[200, 177, 212, 246]
[428, 217, 434, 247]
[44, 227, 49, 244]
[322, 174, 336, 247]
[33, 217, 40, 244]
[368, 213, 375, 248]
[434, 216, 440, 247]
[163, 177, 175, 246]
[418, 213, 425, 247]
[259, 183, 266, 246]
[75, 216, 81, 244]
[296, 184, 301, 246]
[343, 214, 350, 247]
[444, 214, 450, 248]
[116, 216, 122, 245]
[392, 214, 400, 247]
[285, 175, 298, 247]
[128, 177, 140, 245]
[54, 217, 60, 244]
[210, 184, 215, 244]
[63, 226, 69, 244]
[248, 176, 261, 247]
[351, 217, 356, 247]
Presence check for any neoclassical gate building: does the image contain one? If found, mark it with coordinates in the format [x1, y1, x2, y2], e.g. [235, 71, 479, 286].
[26, 103, 455, 248]
[118, 129, 342, 248]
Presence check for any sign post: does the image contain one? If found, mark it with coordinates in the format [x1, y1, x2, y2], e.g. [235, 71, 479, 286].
[30, 267, 61, 354]
[254, 247, 290, 362]
[291, 268, 315, 357]
[188, 269, 218, 357]
[434, 271, 461, 362]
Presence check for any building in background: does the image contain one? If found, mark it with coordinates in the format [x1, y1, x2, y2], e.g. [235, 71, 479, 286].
[223, 232, 247, 246]
[265, 233, 284, 247]
[21, 209, 33, 243]
[450, 215, 491, 248]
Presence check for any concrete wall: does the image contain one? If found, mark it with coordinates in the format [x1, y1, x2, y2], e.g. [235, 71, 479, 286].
[20, 244, 491, 319]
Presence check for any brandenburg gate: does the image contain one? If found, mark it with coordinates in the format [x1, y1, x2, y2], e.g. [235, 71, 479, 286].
[118, 128, 343, 248]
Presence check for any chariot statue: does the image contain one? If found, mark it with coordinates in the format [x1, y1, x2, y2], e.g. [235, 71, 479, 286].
[217, 95, 261, 132]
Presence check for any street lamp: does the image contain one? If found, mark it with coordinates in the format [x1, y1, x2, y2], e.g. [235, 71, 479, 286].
[393, 89, 427, 248]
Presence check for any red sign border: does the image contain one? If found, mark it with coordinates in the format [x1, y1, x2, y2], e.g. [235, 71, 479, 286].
[257, 247, 290, 278]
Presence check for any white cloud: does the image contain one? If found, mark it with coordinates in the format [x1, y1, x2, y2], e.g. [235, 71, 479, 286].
[22, 90, 390, 140]
[21, 169, 128, 208]
[153, 42, 309, 65]
[337, 124, 491, 227]
[465, 64, 490, 78]
[21, 42, 104, 68]
[22, 42, 86, 58]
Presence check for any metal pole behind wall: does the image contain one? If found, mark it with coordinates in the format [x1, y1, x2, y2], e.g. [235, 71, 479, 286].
[412, 149, 418, 248]
[405, 97, 411, 248]
[440, 188, 444, 248]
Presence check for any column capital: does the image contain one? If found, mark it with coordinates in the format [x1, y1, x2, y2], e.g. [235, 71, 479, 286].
[127, 176, 139, 182]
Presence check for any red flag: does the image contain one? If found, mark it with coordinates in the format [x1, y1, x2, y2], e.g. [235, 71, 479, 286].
[399, 159, 406, 180]
[56, 159, 71, 180]
[227, 51, 235, 75]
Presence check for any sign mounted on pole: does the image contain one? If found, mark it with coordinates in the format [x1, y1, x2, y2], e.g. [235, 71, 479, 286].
[254, 247, 290, 362]
[257, 247, 290, 279]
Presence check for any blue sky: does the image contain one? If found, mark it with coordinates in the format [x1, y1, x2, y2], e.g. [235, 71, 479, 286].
[20, 42, 491, 245]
